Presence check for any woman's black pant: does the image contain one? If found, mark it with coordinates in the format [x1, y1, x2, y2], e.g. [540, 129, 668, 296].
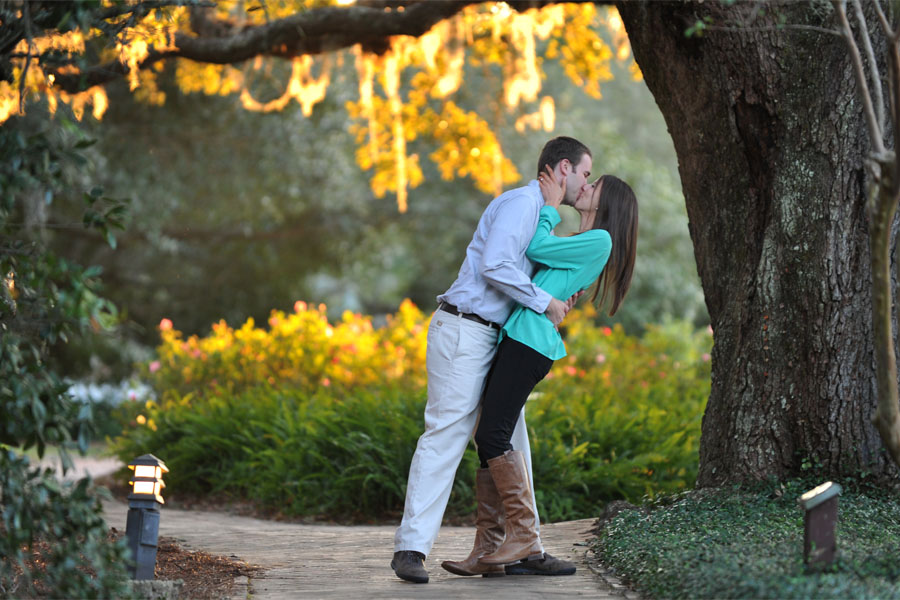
[474, 337, 553, 468]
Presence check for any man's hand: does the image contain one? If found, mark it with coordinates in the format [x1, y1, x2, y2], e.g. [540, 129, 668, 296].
[544, 297, 568, 326]
[546, 291, 584, 328]
[566, 290, 586, 312]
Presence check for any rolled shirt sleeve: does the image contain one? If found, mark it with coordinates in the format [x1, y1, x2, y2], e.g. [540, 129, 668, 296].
[480, 196, 553, 315]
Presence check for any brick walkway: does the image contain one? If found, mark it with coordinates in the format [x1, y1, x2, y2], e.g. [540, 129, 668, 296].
[102, 500, 638, 599]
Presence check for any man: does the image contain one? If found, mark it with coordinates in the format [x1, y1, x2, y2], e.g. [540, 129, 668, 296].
[391, 137, 593, 584]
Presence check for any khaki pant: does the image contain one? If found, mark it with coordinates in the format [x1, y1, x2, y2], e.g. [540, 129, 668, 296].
[393, 309, 541, 556]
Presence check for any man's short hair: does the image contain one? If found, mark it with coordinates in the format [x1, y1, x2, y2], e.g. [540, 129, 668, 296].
[536, 136, 592, 178]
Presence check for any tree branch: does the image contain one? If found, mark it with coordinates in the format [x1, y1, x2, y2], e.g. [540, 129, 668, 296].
[870, 0, 893, 40]
[835, 0, 885, 153]
[701, 24, 842, 36]
[45, 0, 601, 94]
[19, 0, 32, 112]
[49, 1, 480, 93]
[851, 0, 886, 136]
[95, 0, 213, 24]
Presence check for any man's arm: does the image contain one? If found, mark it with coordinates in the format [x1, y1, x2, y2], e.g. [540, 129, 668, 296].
[545, 297, 568, 326]
[479, 194, 554, 316]
[479, 197, 578, 326]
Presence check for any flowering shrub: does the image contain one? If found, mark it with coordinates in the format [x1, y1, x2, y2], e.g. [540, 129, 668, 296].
[115, 300, 711, 521]
[148, 299, 428, 398]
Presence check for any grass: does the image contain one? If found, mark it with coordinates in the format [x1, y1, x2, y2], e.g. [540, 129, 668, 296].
[593, 479, 900, 599]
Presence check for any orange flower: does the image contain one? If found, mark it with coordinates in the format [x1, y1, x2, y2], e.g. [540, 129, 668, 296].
[159, 318, 173, 331]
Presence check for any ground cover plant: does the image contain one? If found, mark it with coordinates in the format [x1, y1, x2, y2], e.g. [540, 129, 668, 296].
[113, 300, 711, 522]
[593, 479, 900, 599]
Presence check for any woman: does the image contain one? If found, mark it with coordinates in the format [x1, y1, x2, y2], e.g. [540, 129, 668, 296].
[442, 167, 638, 576]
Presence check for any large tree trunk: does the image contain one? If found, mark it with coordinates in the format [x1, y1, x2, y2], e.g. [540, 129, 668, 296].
[618, 0, 899, 485]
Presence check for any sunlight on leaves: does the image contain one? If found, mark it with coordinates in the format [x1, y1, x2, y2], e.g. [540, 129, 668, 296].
[5, 2, 639, 211]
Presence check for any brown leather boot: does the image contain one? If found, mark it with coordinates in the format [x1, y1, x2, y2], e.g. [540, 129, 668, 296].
[480, 450, 544, 565]
[441, 468, 506, 577]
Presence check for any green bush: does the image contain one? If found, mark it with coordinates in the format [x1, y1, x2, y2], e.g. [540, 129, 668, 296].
[1, 113, 130, 598]
[114, 386, 440, 518]
[594, 481, 900, 599]
[0, 452, 130, 598]
[114, 303, 711, 522]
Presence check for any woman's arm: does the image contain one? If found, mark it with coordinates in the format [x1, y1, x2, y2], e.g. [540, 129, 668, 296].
[526, 207, 612, 269]
[538, 165, 564, 210]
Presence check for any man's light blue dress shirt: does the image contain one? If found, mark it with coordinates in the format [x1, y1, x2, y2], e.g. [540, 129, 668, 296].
[437, 180, 553, 325]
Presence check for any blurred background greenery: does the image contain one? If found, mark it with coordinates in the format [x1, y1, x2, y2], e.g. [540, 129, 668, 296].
[25, 26, 704, 382]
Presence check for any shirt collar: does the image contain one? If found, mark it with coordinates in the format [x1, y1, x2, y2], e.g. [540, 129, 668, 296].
[526, 179, 543, 204]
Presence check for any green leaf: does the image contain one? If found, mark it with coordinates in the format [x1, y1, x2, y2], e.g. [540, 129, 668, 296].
[82, 265, 103, 278]
[31, 399, 47, 427]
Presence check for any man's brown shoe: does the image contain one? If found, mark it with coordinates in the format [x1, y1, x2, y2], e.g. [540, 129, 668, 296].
[391, 550, 429, 583]
[505, 553, 576, 576]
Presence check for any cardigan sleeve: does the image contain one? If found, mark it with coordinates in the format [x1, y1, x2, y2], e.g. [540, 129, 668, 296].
[526, 206, 612, 270]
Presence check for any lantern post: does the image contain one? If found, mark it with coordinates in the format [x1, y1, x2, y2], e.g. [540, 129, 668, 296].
[125, 454, 168, 580]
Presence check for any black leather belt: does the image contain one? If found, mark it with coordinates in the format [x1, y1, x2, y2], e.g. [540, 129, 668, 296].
[438, 302, 501, 331]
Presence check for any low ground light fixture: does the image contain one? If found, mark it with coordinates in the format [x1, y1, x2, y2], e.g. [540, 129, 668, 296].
[798, 481, 842, 569]
[125, 454, 168, 580]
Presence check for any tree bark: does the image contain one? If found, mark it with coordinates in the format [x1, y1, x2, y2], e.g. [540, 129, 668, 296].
[618, 0, 899, 485]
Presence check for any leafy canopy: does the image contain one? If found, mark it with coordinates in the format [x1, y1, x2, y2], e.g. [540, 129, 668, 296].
[1, 0, 639, 211]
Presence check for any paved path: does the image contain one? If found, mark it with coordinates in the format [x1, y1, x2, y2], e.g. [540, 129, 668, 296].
[39, 454, 121, 482]
[102, 500, 637, 599]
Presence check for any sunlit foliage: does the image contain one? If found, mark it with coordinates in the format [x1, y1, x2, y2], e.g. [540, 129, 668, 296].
[3, 1, 639, 211]
[114, 300, 710, 519]
[148, 298, 429, 398]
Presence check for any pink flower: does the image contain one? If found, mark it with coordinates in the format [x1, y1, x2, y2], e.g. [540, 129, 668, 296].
[294, 300, 307, 312]
[702, 353, 711, 362]
[322, 377, 331, 387]
[159, 318, 173, 331]
[595, 354, 606, 364]
[564, 366, 577, 376]
[149, 360, 161, 373]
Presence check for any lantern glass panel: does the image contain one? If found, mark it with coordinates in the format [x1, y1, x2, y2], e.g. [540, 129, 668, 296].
[133, 481, 156, 495]
[134, 465, 158, 479]
[800, 481, 833, 502]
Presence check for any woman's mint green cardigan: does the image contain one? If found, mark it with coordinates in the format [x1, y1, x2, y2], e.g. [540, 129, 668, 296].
[501, 206, 612, 360]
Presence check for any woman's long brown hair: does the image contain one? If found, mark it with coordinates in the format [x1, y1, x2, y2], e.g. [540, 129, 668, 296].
[588, 175, 638, 316]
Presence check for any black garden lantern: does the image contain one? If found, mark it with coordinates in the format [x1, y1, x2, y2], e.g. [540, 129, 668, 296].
[125, 454, 168, 579]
